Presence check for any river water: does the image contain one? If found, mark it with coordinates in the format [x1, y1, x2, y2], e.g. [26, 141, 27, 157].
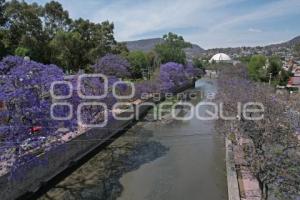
[39, 79, 227, 200]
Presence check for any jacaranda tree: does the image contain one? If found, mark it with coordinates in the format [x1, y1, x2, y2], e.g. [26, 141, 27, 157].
[159, 62, 194, 92]
[0, 56, 65, 149]
[93, 54, 130, 79]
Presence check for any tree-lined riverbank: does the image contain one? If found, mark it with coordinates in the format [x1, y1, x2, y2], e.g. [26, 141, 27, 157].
[38, 79, 227, 200]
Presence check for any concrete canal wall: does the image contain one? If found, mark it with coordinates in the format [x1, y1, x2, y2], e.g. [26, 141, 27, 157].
[0, 83, 195, 200]
[226, 138, 241, 200]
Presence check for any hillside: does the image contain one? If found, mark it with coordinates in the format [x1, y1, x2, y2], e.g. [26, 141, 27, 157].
[125, 38, 164, 52]
[287, 35, 300, 46]
[205, 35, 300, 57]
[125, 35, 300, 59]
[269, 35, 300, 48]
[125, 38, 205, 58]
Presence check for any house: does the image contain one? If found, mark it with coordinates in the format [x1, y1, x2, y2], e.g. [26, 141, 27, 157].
[283, 59, 300, 76]
[287, 76, 300, 90]
[294, 67, 300, 77]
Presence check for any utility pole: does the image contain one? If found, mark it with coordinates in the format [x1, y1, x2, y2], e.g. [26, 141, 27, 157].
[269, 73, 272, 85]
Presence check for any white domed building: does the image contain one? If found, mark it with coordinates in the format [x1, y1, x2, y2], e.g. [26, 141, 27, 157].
[209, 53, 232, 63]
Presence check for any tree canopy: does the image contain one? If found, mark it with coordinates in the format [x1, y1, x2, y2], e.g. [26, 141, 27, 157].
[248, 55, 291, 85]
[155, 32, 191, 64]
[0, 0, 128, 71]
[217, 64, 300, 199]
[127, 51, 150, 79]
[93, 54, 130, 78]
[248, 55, 267, 81]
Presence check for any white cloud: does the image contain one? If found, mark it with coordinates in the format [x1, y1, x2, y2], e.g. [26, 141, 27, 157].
[90, 0, 245, 41]
[31, 0, 300, 48]
[190, 0, 300, 48]
[248, 28, 262, 33]
[209, 0, 300, 32]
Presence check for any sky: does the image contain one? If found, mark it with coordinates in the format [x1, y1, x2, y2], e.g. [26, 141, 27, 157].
[26, 0, 300, 49]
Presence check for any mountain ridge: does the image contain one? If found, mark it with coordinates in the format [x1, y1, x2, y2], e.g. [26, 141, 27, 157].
[125, 38, 205, 58]
[124, 35, 300, 58]
[266, 35, 300, 48]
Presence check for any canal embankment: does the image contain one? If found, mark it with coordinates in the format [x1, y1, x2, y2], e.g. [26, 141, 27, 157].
[226, 138, 240, 200]
[0, 82, 195, 200]
[225, 136, 262, 200]
[37, 79, 228, 200]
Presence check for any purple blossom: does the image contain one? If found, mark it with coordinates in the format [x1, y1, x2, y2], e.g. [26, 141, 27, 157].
[93, 54, 130, 78]
[133, 81, 160, 99]
[184, 63, 202, 78]
[0, 56, 65, 149]
[0, 56, 25, 75]
[159, 62, 190, 92]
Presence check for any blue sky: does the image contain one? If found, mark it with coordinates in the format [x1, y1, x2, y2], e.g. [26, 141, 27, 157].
[27, 0, 300, 49]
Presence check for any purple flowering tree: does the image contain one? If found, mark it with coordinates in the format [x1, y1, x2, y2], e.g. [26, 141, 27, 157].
[71, 74, 117, 125]
[0, 56, 26, 75]
[0, 55, 132, 174]
[159, 62, 190, 92]
[184, 63, 202, 78]
[93, 54, 130, 79]
[0, 56, 66, 154]
[133, 81, 160, 99]
[216, 64, 300, 199]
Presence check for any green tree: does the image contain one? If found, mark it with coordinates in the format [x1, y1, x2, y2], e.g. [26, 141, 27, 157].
[0, 0, 122, 71]
[0, 40, 6, 59]
[162, 32, 191, 48]
[72, 19, 117, 64]
[0, 0, 6, 58]
[155, 32, 191, 64]
[14, 47, 30, 57]
[239, 56, 251, 64]
[268, 56, 282, 77]
[2, 0, 46, 61]
[248, 55, 267, 81]
[0, 31, 7, 59]
[86, 21, 116, 62]
[49, 31, 84, 72]
[43, 1, 71, 38]
[127, 51, 150, 79]
[147, 51, 161, 70]
[111, 42, 129, 56]
[0, 0, 6, 26]
[277, 69, 292, 86]
[193, 58, 205, 70]
[18, 34, 44, 60]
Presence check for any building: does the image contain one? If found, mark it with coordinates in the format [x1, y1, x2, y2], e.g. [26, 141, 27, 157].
[209, 53, 232, 63]
[283, 59, 300, 74]
[294, 67, 300, 77]
[287, 76, 300, 90]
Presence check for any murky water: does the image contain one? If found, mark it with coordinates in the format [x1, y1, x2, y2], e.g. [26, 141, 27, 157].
[38, 79, 227, 200]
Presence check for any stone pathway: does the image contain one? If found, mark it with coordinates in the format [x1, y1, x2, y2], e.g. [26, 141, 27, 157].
[234, 138, 261, 200]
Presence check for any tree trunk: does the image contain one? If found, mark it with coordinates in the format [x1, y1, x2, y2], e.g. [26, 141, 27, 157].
[257, 176, 268, 200]
[262, 182, 269, 200]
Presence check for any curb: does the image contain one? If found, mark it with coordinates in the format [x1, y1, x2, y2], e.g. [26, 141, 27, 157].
[226, 138, 241, 200]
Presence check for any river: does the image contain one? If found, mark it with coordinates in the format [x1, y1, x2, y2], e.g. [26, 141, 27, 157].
[38, 79, 228, 200]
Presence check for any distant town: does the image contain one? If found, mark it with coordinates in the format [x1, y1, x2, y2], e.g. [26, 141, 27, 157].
[199, 36, 300, 90]
[126, 35, 300, 91]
